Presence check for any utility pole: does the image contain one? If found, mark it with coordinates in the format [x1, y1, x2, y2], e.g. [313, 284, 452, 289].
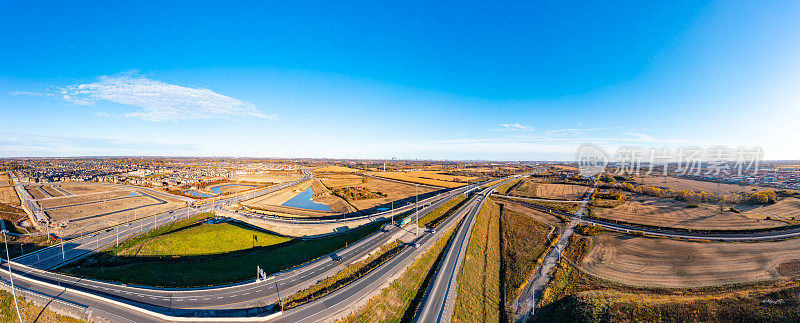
[415, 184, 419, 236]
[115, 226, 119, 247]
[61, 241, 65, 260]
[391, 201, 394, 225]
[4, 231, 24, 323]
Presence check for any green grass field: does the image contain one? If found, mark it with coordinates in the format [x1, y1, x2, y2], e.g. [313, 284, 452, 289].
[118, 222, 290, 256]
[59, 213, 386, 287]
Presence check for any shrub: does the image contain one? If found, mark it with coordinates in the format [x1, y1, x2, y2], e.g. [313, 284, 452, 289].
[685, 204, 699, 208]
[575, 224, 603, 236]
[729, 207, 741, 214]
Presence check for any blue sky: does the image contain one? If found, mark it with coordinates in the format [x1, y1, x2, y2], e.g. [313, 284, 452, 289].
[1, 1, 798, 160]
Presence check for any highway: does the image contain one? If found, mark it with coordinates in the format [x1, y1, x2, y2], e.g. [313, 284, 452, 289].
[0, 176, 485, 321]
[412, 179, 511, 323]
[5, 171, 800, 322]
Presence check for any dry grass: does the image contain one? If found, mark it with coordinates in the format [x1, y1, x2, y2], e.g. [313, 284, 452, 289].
[418, 194, 468, 228]
[508, 179, 588, 201]
[502, 208, 553, 313]
[581, 232, 800, 287]
[319, 174, 365, 188]
[635, 175, 762, 195]
[0, 290, 84, 323]
[589, 194, 784, 230]
[453, 199, 502, 323]
[738, 198, 800, 221]
[315, 165, 363, 173]
[366, 171, 466, 188]
[407, 171, 478, 183]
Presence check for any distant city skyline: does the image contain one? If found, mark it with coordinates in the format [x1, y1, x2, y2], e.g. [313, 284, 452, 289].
[1, 1, 798, 160]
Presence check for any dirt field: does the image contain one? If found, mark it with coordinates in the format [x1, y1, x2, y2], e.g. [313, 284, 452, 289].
[314, 166, 363, 173]
[635, 175, 762, 195]
[59, 184, 117, 195]
[346, 178, 437, 211]
[25, 186, 46, 199]
[0, 178, 20, 206]
[590, 194, 784, 230]
[46, 190, 183, 237]
[366, 171, 466, 188]
[582, 232, 800, 287]
[508, 179, 588, 200]
[318, 174, 365, 188]
[40, 185, 66, 197]
[37, 190, 132, 209]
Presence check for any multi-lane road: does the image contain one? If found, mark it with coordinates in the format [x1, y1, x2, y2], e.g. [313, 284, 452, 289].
[413, 178, 512, 323]
[0, 175, 487, 321]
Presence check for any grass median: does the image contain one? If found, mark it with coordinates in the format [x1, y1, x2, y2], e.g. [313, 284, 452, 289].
[340, 222, 459, 322]
[418, 194, 468, 228]
[453, 198, 502, 322]
[283, 240, 406, 308]
[58, 213, 386, 287]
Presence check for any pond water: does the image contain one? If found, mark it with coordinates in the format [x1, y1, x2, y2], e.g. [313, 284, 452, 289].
[210, 184, 258, 195]
[281, 187, 332, 211]
[184, 190, 214, 198]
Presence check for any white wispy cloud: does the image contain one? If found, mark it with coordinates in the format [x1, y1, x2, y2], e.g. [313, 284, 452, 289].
[0, 132, 201, 157]
[498, 123, 533, 131]
[60, 73, 273, 121]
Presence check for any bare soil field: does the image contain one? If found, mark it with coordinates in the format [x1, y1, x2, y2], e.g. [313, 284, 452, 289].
[25, 185, 46, 199]
[635, 175, 762, 195]
[590, 194, 784, 230]
[346, 178, 436, 211]
[59, 184, 117, 195]
[508, 179, 588, 201]
[46, 191, 183, 237]
[366, 171, 466, 188]
[40, 185, 66, 197]
[0, 186, 20, 206]
[38, 190, 132, 209]
[318, 174, 364, 188]
[582, 232, 800, 287]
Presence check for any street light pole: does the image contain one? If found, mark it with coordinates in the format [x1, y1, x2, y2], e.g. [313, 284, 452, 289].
[3, 231, 24, 323]
[415, 184, 419, 236]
